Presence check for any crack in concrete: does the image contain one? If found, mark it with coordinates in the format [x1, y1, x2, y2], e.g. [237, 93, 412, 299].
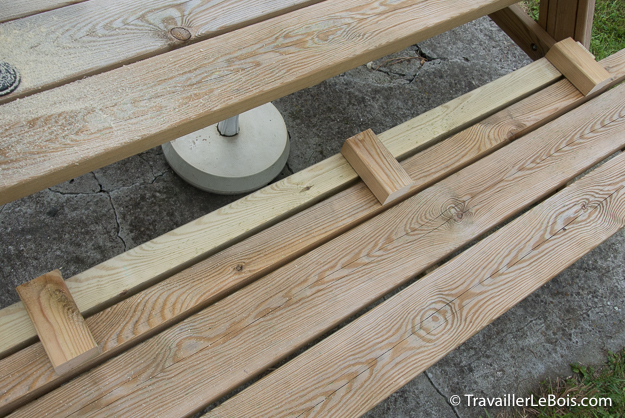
[93, 172, 127, 252]
[425, 370, 462, 418]
[0, 204, 6, 218]
[150, 171, 167, 184]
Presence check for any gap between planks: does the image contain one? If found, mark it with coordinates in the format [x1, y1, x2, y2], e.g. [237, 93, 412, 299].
[0, 54, 566, 359]
[9, 77, 625, 418]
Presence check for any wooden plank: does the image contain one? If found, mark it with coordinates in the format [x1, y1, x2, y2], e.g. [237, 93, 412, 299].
[541, 0, 595, 47]
[546, 37, 612, 95]
[545, 0, 559, 35]
[341, 129, 412, 205]
[15, 271, 99, 375]
[0, 55, 563, 359]
[538, 0, 550, 30]
[0, 53, 585, 415]
[553, 0, 579, 41]
[489, 5, 556, 60]
[0, 0, 520, 206]
[0, 0, 324, 103]
[206, 142, 625, 418]
[574, 0, 596, 49]
[0, 0, 86, 23]
[10, 80, 625, 418]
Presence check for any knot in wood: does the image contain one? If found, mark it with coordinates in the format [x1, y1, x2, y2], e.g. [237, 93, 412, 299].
[170, 27, 191, 41]
[235, 264, 244, 272]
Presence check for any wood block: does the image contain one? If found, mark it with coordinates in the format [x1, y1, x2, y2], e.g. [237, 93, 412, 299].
[16, 270, 100, 375]
[341, 129, 413, 205]
[546, 37, 612, 95]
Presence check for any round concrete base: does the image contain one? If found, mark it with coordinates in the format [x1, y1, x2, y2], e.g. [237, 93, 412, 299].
[163, 103, 289, 195]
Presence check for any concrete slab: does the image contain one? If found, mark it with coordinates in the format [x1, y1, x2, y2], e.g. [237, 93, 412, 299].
[1, 15, 623, 418]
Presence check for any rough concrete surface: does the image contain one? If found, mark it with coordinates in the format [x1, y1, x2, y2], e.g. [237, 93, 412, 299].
[1, 16, 624, 418]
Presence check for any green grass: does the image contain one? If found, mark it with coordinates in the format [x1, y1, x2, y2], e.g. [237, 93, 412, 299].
[519, 349, 625, 417]
[590, 0, 625, 60]
[522, 0, 625, 60]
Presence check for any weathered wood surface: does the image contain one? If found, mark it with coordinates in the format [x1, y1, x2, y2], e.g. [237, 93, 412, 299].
[538, 0, 595, 48]
[10, 80, 625, 418]
[489, 5, 556, 60]
[0, 0, 85, 23]
[341, 129, 412, 205]
[0, 0, 520, 206]
[0, 0, 323, 102]
[15, 270, 99, 375]
[0, 49, 599, 415]
[574, 0, 596, 49]
[0, 56, 563, 359]
[206, 141, 625, 418]
[546, 38, 612, 95]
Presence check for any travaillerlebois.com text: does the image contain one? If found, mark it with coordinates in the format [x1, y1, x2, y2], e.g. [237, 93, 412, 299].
[448, 393, 613, 408]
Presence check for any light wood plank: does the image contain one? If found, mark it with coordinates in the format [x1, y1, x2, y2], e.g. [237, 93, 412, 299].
[489, 5, 556, 60]
[2, 49, 610, 415]
[0, 0, 85, 23]
[206, 142, 625, 418]
[574, 0, 596, 49]
[341, 129, 412, 205]
[0, 0, 324, 103]
[553, 0, 579, 41]
[15, 271, 99, 375]
[546, 37, 612, 95]
[10, 80, 625, 418]
[0, 55, 563, 358]
[0, 0, 520, 206]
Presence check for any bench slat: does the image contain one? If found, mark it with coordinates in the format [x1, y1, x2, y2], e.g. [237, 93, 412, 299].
[0, 0, 324, 103]
[0, 0, 85, 23]
[0, 55, 564, 358]
[11, 79, 625, 418]
[0, 0, 519, 206]
[206, 133, 625, 418]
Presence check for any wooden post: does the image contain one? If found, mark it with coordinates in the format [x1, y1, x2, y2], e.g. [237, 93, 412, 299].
[538, 0, 595, 49]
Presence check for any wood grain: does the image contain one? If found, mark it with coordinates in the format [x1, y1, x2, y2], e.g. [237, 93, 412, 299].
[205, 145, 625, 418]
[553, 0, 579, 41]
[489, 5, 556, 60]
[0, 0, 86, 23]
[0, 0, 520, 206]
[0, 54, 564, 358]
[574, 0, 596, 49]
[546, 38, 612, 95]
[0, 49, 605, 415]
[341, 129, 413, 205]
[540, 0, 595, 47]
[538, 0, 550, 30]
[0, 0, 324, 102]
[10, 80, 625, 418]
[15, 271, 99, 375]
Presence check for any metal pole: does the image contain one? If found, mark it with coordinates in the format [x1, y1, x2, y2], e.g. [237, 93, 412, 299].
[217, 115, 240, 136]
